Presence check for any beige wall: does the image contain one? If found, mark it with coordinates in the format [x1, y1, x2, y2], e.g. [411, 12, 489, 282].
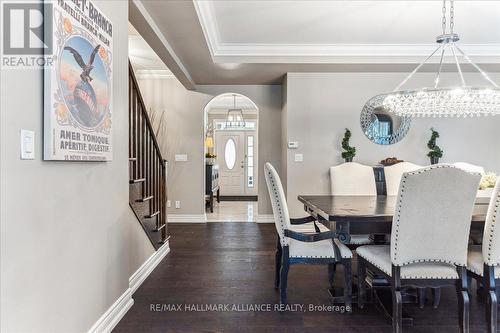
[0, 1, 154, 331]
[284, 72, 500, 216]
[136, 78, 282, 215]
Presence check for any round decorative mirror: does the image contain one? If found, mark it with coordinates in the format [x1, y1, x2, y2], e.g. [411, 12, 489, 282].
[360, 94, 411, 145]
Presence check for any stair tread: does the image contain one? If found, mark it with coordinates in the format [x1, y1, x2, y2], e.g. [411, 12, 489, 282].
[146, 211, 160, 218]
[155, 224, 166, 232]
[129, 178, 146, 184]
[136, 195, 154, 202]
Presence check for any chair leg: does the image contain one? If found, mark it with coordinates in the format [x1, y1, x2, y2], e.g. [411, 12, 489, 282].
[275, 239, 282, 289]
[417, 288, 426, 309]
[328, 263, 336, 289]
[431, 287, 441, 309]
[486, 290, 497, 333]
[456, 267, 470, 333]
[357, 257, 366, 309]
[457, 290, 470, 333]
[342, 259, 352, 313]
[392, 289, 403, 333]
[279, 247, 290, 306]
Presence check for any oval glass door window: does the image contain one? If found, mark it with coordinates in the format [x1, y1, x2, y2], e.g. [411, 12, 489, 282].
[224, 138, 236, 170]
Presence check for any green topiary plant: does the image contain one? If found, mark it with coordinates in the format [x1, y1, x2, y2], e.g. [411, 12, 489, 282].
[427, 127, 443, 164]
[341, 128, 356, 162]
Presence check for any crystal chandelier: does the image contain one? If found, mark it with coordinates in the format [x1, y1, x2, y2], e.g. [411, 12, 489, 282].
[365, 0, 500, 118]
[225, 94, 246, 129]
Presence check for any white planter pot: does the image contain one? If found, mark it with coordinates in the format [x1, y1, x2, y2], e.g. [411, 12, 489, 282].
[477, 187, 494, 198]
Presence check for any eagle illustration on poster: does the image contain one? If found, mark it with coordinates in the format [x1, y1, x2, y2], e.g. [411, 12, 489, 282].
[44, 0, 113, 161]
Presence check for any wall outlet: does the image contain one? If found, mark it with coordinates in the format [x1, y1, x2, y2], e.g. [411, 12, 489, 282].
[167, 200, 171, 208]
[294, 153, 303, 162]
[175, 201, 181, 209]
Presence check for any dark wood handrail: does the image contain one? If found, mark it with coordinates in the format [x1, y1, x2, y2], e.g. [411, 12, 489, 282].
[129, 61, 167, 248]
[129, 62, 165, 167]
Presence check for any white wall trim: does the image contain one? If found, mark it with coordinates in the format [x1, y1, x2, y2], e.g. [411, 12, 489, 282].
[88, 241, 171, 333]
[192, 0, 220, 62]
[257, 214, 274, 223]
[129, 240, 171, 294]
[168, 214, 207, 223]
[193, 0, 500, 64]
[136, 69, 175, 80]
[87, 288, 134, 333]
[130, 0, 195, 89]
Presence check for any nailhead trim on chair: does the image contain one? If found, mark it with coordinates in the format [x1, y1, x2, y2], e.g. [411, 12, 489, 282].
[486, 183, 500, 265]
[392, 165, 480, 267]
[267, 165, 345, 257]
[359, 252, 459, 279]
[267, 169, 288, 247]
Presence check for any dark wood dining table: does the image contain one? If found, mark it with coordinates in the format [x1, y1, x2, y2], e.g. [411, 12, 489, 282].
[298, 195, 489, 244]
[297, 195, 490, 324]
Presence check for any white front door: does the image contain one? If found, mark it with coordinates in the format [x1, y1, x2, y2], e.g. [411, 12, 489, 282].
[216, 131, 245, 195]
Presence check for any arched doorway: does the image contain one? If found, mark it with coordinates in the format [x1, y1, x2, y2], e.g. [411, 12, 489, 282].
[203, 93, 259, 222]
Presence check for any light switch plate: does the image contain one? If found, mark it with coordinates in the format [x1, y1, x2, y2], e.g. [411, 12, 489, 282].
[175, 154, 188, 162]
[294, 153, 303, 162]
[20, 129, 35, 160]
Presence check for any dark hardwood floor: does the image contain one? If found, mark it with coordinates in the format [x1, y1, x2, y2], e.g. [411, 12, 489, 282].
[114, 223, 491, 333]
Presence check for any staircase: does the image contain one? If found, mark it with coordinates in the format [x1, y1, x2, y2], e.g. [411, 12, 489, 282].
[129, 62, 167, 249]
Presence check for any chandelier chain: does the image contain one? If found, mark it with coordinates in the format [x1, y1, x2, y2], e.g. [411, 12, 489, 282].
[364, 0, 500, 118]
[441, 0, 447, 34]
[450, 0, 454, 33]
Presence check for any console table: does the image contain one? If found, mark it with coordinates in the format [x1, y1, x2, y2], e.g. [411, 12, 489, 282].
[205, 164, 220, 213]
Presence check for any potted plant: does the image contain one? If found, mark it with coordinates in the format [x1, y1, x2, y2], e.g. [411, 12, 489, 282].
[205, 152, 217, 165]
[427, 128, 443, 164]
[479, 172, 497, 197]
[341, 128, 356, 162]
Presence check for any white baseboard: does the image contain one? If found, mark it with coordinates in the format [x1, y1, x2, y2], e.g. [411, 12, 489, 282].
[88, 241, 171, 333]
[168, 214, 207, 223]
[87, 288, 134, 333]
[129, 240, 171, 294]
[257, 214, 274, 223]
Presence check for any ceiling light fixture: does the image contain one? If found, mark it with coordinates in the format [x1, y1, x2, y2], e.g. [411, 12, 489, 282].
[364, 0, 500, 118]
[225, 94, 246, 129]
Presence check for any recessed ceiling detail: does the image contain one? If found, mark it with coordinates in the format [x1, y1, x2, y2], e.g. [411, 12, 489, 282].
[193, 0, 500, 64]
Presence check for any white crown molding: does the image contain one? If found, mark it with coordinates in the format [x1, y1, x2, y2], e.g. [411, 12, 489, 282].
[136, 69, 176, 80]
[193, 0, 500, 64]
[257, 214, 274, 223]
[168, 214, 207, 223]
[131, 0, 196, 89]
[193, 0, 220, 62]
[88, 241, 171, 333]
[214, 43, 500, 64]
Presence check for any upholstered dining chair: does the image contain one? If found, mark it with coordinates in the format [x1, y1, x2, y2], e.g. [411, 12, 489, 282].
[467, 177, 500, 333]
[384, 162, 422, 196]
[357, 165, 481, 333]
[453, 162, 486, 174]
[384, 162, 439, 308]
[453, 162, 487, 244]
[264, 162, 353, 308]
[330, 162, 377, 245]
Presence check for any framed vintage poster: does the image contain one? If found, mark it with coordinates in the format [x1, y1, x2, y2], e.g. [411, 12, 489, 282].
[44, 0, 113, 161]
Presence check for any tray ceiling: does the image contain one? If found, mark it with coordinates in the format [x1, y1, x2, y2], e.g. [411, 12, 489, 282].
[134, 0, 500, 85]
